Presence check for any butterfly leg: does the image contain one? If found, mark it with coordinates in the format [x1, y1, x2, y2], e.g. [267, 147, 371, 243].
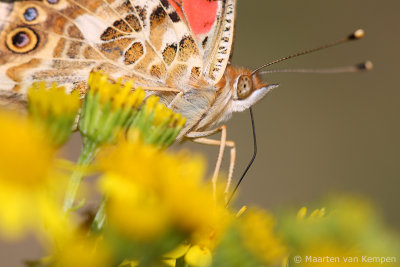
[187, 125, 233, 199]
[192, 137, 236, 203]
[141, 87, 182, 93]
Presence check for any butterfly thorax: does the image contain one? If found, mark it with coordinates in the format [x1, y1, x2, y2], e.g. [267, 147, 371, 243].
[169, 65, 269, 139]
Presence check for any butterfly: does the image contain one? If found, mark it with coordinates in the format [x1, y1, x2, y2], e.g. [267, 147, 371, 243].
[0, 0, 279, 194]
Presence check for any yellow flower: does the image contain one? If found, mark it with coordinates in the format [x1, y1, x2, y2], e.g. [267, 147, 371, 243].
[281, 197, 400, 267]
[97, 139, 223, 243]
[164, 242, 191, 259]
[100, 173, 170, 240]
[160, 157, 219, 233]
[128, 95, 186, 148]
[44, 204, 111, 267]
[0, 111, 57, 239]
[80, 71, 145, 146]
[62, 72, 146, 212]
[53, 234, 111, 267]
[87, 72, 144, 111]
[185, 245, 212, 267]
[97, 139, 162, 188]
[28, 82, 81, 147]
[119, 259, 139, 267]
[297, 207, 326, 220]
[80, 71, 185, 149]
[28, 82, 80, 117]
[238, 208, 287, 265]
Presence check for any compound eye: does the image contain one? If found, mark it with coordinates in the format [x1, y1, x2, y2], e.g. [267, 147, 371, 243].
[236, 75, 253, 99]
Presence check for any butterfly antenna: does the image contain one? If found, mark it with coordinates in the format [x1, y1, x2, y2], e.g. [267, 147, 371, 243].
[226, 107, 257, 207]
[251, 29, 366, 76]
[259, 61, 373, 75]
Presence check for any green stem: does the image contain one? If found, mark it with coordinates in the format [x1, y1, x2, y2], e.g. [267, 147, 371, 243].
[62, 139, 98, 212]
[90, 196, 107, 233]
[176, 257, 188, 267]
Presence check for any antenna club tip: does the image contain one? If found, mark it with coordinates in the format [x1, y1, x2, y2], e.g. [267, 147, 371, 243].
[364, 60, 373, 70]
[357, 60, 373, 71]
[350, 29, 365, 40]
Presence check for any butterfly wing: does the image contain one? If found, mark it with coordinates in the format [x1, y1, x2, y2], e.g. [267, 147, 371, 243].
[0, 0, 194, 94]
[0, 1, 114, 94]
[0, 0, 235, 106]
[168, 0, 236, 83]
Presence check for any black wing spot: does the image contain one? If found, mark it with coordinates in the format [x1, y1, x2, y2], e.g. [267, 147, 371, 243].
[150, 6, 167, 27]
[169, 11, 180, 23]
[160, 0, 170, 8]
[202, 36, 209, 48]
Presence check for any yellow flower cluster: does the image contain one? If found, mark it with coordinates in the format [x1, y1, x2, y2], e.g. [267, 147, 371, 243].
[28, 82, 80, 147]
[87, 71, 145, 111]
[142, 95, 186, 128]
[95, 139, 290, 267]
[280, 197, 400, 267]
[128, 95, 186, 148]
[297, 206, 326, 220]
[28, 82, 80, 117]
[80, 71, 145, 145]
[64, 71, 187, 213]
[53, 233, 111, 267]
[238, 208, 287, 265]
[0, 72, 398, 267]
[97, 140, 221, 241]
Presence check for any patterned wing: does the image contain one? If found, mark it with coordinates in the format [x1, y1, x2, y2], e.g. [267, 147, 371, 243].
[0, 0, 124, 96]
[0, 0, 207, 102]
[168, 0, 236, 83]
[0, 0, 236, 108]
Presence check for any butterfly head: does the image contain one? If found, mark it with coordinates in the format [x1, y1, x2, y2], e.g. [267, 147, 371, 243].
[229, 67, 279, 112]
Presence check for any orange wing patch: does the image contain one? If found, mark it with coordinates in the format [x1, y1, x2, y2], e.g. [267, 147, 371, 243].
[124, 41, 144, 65]
[177, 35, 199, 61]
[162, 44, 177, 65]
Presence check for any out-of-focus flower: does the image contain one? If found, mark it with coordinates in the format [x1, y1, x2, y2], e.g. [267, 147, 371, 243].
[27, 82, 80, 147]
[296, 206, 326, 220]
[98, 140, 287, 267]
[97, 139, 227, 265]
[211, 207, 286, 267]
[164, 242, 191, 259]
[3, 71, 400, 267]
[98, 139, 220, 238]
[52, 231, 111, 267]
[100, 172, 170, 240]
[280, 196, 400, 267]
[0, 111, 58, 239]
[185, 245, 212, 267]
[238, 208, 287, 264]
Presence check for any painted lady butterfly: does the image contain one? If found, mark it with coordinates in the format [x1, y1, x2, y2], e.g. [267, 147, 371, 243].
[0, 0, 367, 195]
[0, 0, 279, 189]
